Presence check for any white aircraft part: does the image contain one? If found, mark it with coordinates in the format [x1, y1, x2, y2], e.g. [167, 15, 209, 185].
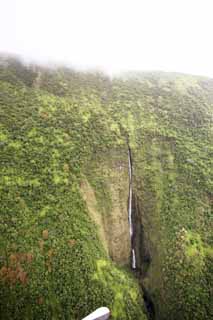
[82, 307, 110, 320]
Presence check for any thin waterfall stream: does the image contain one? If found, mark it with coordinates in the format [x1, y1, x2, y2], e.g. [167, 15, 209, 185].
[128, 147, 136, 269]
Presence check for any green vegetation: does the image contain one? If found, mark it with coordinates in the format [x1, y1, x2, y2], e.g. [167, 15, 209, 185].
[0, 57, 212, 319]
[0, 57, 146, 320]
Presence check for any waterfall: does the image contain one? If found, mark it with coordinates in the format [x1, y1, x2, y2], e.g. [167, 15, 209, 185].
[132, 248, 136, 269]
[128, 148, 136, 269]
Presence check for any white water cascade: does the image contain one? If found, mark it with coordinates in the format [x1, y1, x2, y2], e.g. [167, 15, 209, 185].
[128, 148, 136, 269]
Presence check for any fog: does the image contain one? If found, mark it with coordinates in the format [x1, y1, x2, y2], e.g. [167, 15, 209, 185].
[1, 0, 213, 77]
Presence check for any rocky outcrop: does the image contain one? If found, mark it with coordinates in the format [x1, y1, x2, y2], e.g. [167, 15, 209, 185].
[81, 148, 131, 265]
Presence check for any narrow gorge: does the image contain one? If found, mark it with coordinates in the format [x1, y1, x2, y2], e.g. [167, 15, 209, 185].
[127, 146, 156, 320]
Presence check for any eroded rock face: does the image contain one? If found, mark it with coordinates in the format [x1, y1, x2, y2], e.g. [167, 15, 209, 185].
[81, 149, 131, 265]
[105, 158, 130, 264]
[80, 179, 109, 255]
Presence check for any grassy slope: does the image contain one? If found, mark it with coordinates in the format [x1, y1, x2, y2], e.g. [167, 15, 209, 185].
[0, 58, 212, 320]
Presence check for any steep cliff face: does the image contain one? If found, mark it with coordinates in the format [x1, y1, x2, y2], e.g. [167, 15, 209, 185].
[113, 74, 213, 319]
[80, 148, 131, 265]
[0, 57, 212, 320]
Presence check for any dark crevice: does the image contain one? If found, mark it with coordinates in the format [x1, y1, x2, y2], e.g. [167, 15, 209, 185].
[141, 284, 156, 320]
[132, 194, 151, 277]
[131, 195, 155, 319]
[127, 145, 156, 319]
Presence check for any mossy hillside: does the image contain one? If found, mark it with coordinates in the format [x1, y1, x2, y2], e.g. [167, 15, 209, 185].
[0, 68, 147, 320]
[0, 57, 212, 320]
[110, 74, 212, 319]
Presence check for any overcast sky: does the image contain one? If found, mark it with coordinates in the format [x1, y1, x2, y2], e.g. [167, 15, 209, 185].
[1, 0, 213, 77]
